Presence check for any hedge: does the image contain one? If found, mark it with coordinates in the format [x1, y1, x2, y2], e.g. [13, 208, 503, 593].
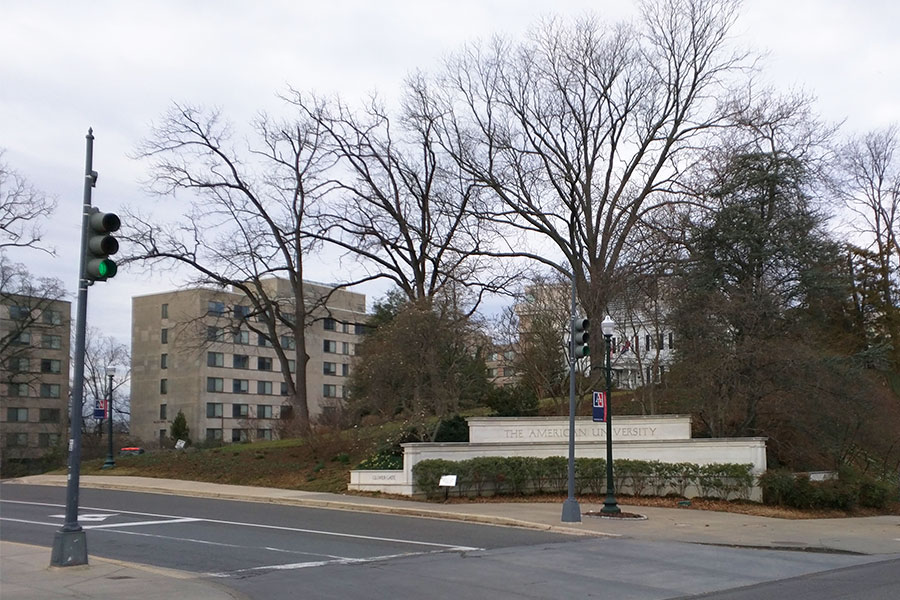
[412, 457, 754, 500]
[759, 469, 896, 510]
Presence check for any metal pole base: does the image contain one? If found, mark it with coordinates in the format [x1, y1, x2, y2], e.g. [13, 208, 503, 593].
[561, 497, 582, 523]
[600, 494, 621, 515]
[101, 458, 115, 469]
[50, 529, 88, 567]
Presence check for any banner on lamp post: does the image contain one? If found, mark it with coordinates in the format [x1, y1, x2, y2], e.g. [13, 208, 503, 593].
[592, 391, 606, 422]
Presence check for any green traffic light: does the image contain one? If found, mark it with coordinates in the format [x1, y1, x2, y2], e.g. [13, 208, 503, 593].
[98, 260, 117, 278]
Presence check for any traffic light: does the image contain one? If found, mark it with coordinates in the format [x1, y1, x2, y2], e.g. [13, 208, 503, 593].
[84, 208, 120, 282]
[573, 317, 589, 358]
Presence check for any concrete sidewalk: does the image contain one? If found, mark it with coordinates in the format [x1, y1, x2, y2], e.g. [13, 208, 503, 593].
[8, 474, 900, 555]
[0, 541, 246, 600]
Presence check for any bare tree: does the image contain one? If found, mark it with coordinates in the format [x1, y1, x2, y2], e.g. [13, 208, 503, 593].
[1, 254, 67, 369]
[79, 327, 131, 435]
[838, 126, 900, 366]
[0, 151, 57, 253]
[122, 103, 336, 432]
[288, 85, 514, 313]
[432, 0, 751, 362]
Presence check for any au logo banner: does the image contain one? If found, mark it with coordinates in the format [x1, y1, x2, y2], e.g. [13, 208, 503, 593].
[592, 391, 606, 422]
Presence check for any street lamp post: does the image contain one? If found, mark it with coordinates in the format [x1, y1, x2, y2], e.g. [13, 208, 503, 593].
[600, 315, 620, 515]
[101, 367, 115, 469]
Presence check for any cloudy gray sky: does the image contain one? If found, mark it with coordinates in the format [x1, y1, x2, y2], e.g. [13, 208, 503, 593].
[1, 0, 898, 345]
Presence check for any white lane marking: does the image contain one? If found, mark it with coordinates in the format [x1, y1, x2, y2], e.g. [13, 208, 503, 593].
[86, 517, 201, 529]
[50, 513, 117, 522]
[1, 518, 62, 528]
[1, 499, 481, 551]
[87, 528, 357, 561]
[208, 551, 444, 577]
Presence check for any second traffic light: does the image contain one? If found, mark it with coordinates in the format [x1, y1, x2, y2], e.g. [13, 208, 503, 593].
[573, 317, 589, 358]
[84, 208, 120, 282]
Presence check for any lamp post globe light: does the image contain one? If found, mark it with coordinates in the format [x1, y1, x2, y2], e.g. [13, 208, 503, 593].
[600, 315, 620, 515]
[102, 367, 116, 469]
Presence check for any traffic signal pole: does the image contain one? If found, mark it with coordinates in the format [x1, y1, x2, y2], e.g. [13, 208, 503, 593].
[561, 275, 582, 523]
[51, 128, 97, 567]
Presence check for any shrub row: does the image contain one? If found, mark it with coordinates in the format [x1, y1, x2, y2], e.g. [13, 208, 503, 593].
[759, 469, 896, 510]
[412, 457, 754, 500]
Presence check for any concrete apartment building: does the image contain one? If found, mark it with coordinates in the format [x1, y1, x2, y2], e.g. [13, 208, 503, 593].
[131, 279, 367, 445]
[1, 295, 71, 468]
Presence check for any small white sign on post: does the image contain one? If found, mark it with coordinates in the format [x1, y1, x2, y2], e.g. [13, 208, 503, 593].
[439, 474, 457, 487]
[175, 439, 187, 450]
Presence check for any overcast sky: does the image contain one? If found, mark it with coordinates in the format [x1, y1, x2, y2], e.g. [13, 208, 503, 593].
[2, 0, 898, 345]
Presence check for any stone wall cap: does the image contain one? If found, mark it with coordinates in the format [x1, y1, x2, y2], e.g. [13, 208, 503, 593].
[466, 415, 693, 423]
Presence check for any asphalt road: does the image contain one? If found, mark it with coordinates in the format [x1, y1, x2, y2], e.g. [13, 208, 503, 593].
[2, 483, 898, 600]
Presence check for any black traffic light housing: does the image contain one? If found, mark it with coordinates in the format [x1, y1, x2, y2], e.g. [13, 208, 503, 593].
[84, 208, 120, 282]
[573, 317, 589, 358]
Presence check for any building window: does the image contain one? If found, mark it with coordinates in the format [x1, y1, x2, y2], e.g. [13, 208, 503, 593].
[257, 381, 273, 395]
[208, 352, 225, 367]
[160, 404, 167, 420]
[324, 318, 336, 331]
[257, 429, 272, 441]
[206, 402, 223, 418]
[39, 408, 60, 423]
[8, 383, 29, 397]
[40, 383, 61, 398]
[9, 305, 30, 320]
[160, 379, 168, 394]
[233, 354, 250, 369]
[9, 357, 29, 372]
[280, 382, 289, 396]
[323, 340, 337, 354]
[161, 303, 168, 319]
[234, 330, 250, 345]
[342, 363, 350, 377]
[281, 335, 295, 350]
[160, 429, 167, 442]
[7, 407, 28, 422]
[669, 332, 675, 350]
[161, 328, 168, 344]
[342, 342, 352, 355]
[207, 300, 225, 315]
[323, 362, 337, 376]
[488, 367, 497, 378]
[41, 334, 62, 349]
[257, 334, 272, 347]
[232, 403, 249, 418]
[41, 359, 62, 374]
[645, 334, 651, 351]
[39, 433, 61, 448]
[7, 432, 28, 447]
[323, 384, 338, 398]
[257, 404, 273, 419]
[286, 359, 296, 373]
[231, 428, 248, 442]
[12, 331, 31, 345]
[354, 323, 367, 335]
[160, 353, 168, 369]
[232, 379, 249, 394]
[206, 428, 223, 441]
[503, 367, 515, 377]
[234, 305, 250, 319]
[207, 377, 224, 393]
[280, 404, 293, 419]
[43, 309, 62, 325]
[257, 357, 273, 371]
[658, 333, 665, 350]
[207, 326, 224, 342]
[503, 350, 515, 360]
